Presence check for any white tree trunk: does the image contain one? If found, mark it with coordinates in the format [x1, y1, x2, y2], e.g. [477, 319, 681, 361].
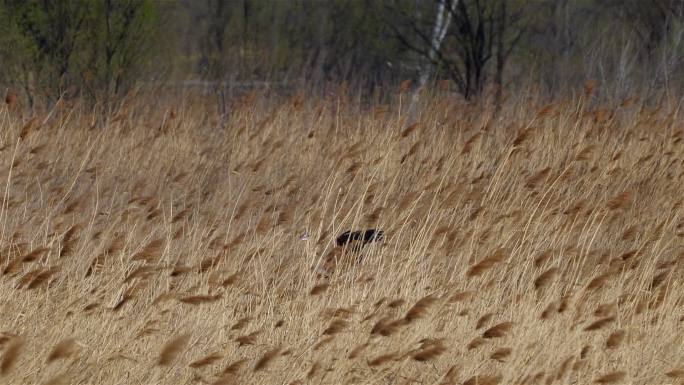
[407, 0, 457, 122]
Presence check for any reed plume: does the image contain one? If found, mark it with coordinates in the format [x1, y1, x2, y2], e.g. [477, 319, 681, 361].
[158, 334, 191, 366]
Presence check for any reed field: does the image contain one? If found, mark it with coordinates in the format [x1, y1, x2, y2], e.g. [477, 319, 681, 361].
[0, 88, 682, 385]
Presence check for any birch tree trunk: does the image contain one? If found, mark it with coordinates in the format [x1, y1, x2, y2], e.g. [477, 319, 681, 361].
[406, 0, 457, 124]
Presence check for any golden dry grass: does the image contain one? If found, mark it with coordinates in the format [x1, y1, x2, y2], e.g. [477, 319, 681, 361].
[0, 89, 683, 385]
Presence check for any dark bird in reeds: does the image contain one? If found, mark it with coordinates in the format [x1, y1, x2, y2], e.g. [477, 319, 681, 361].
[335, 229, 384, 251]
[317, 229, 385, 278]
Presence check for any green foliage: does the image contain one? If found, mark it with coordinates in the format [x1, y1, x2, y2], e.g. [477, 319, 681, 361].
[0, 0, 158, 103]
[83, 0, 158, 97]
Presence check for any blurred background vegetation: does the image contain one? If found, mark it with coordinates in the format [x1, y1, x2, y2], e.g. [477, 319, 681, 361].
[1, 0, 684, 109]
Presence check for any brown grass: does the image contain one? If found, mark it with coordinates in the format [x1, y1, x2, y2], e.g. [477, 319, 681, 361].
[594, 371, 626, 383]
[0, 337, 23, 375]
[0, 89, 682, 384]
[46, 338, 76, 364]
[158, 334, 191, 366]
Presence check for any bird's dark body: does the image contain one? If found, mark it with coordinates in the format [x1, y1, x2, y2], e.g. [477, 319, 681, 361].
[317, 229, 385, 278]
[336, 229, 384, 248]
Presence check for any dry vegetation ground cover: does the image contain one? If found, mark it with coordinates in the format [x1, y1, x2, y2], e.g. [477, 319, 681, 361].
[0, 89, 683, 385]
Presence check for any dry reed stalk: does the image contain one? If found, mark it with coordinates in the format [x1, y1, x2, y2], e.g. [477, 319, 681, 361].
[605, 330, 625, 349]
[555, 356, 574, 380]
[367, 352, 397, 367]
[467, 248, 507, 277]
[606, 192, 631, 211]
[0, 337, 23, 375]
[536, 103, 555, 117]
[189, 352, 223, 368]
[482, 322, 513, 338]
[348, 342, 370, 359]
[235, 331, 260, 346]
[171, 208, 190, 223]
[398, 191, 420, 212]
[400, 122, 419, 138]
[123, 265, 159, 282]
[462, 132, 482, 154]
[574, 145, 595, 161]
[219, 358, 248, 376]
[387, 299, 405, 308]
[158, 334, 191, 366]
[312, 336, 334, 351]
[411, 340, 446, 361]
[449, 291, 474, 303]
[594, 371, 626, 383]
[467, 337, 486, 350]
[43, 373, 69, 385]
[320, 307, 354, 319]
[3, 248, 48, 275]
[19, 117, 39, 140]
[59, 224, 80, 257]
[253, 347, 281, 372]
[255, 214, 272, 235]
[230, 317, 251, 331]
[306, 361, 320, 379]
[437, 365, 459, 385]
[584, 316, 615, 331]
[586, 270, 618, 291]
[131, 239, 165, 262]
[322, 319, 348, 335]
[540, 301, 558, 320]
[211, 374, 236, 385]
[462, 374, 502, 385]
[16, 268, 42, 288]
[219, 272, 240, 287]
[513, 126, 533, 146]
[365, 206, 383, 224]
[178, 294, 222, 304]
[4, 89, 17, 106]
[594, 303, 617, 317]
[112, 284, 141, 311]
[526, 167, 551, 189]
[405, 295, 438, 322]
[476, 313, 493, 329]
[621, 225, 638, 240]
[558, 293, 572, 313]
[309, 283, 329, 295]
[47, 338, 76, 363]
[490, 347, 512, 362]
[534, 267, 558, 290]
[276, 206, 294, 225]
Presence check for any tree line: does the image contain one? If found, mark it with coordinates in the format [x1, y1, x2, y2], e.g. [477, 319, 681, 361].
[1, 0, 683, 107]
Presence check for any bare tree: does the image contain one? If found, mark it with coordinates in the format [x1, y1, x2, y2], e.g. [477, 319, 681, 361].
[197, 0, 231, 121]
[408, 0, 456, 117]
[389, 0, 526, 103]
[100, 0, 153, 97]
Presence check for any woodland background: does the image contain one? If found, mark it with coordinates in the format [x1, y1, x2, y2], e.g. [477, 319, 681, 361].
[2, 0, 684, 107]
